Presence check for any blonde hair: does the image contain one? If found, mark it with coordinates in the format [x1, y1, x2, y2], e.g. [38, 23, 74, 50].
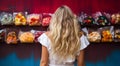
[49, 5, 81, 62]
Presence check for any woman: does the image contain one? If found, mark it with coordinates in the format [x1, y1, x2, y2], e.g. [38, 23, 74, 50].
[38, 5, 89, 66]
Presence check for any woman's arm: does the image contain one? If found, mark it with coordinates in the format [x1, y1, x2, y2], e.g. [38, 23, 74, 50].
[40, 46, 49, 66]
[77, 50, 85, 66]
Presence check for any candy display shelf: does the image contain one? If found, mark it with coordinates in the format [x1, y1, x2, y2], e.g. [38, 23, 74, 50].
[0, 24, 48, 44]
[0, 23, 120, 44]
[90, 41, 120, 44]
[81, 24, 120, 43]
[1, 41, 120, 45]
[0, 40, 42, 45]
[81, 24, 120, 28]
[0, 24, 48, 31]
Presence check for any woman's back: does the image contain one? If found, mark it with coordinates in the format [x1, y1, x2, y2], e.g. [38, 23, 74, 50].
[38, 32, 89, 66]
[39, 5, 90, 66]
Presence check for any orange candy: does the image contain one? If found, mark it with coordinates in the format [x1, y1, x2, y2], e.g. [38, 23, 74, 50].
[102, 30, 112, 42]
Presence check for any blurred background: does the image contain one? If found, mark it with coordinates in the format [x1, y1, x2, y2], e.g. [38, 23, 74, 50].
[0, 0, 120, 66]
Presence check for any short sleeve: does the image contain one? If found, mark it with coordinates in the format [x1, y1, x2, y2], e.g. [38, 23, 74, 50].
[38, 33, 49, 48]
[80, 35, 90, 50]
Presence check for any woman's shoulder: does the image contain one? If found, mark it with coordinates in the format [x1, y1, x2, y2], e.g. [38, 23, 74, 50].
[40, 31, 52, 43]
[44, 31, 52, 39]
[44, 31, 50, 36]
[80, 34, 90, 50]
[40, 31, 50, 37]
[38, 31, 51, 48]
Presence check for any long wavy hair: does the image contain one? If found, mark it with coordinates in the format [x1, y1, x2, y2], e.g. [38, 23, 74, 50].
[49, 5, 82, 62]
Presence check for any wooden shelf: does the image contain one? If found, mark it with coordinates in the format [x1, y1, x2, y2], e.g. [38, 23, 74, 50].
[0, 41, 40, 45]
[90, 42, 120, 44]
[81, 24, 120, 28]
[0, 25, 48, 31]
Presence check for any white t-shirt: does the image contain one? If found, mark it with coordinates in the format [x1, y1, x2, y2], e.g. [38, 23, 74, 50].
[38, 33, 90, 66]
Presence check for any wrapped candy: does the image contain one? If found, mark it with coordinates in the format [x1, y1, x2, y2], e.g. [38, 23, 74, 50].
[27, 14, 41, 26]
[111, 13, 120, 24]
[31, 30, 45, 42]
[42, 13, 52, 26]
[83, 16, 95, 25]
[82, 27, 100, 42]
[78, 12, 88, 25]
[19, 31, 34, 43]
[82, 27, 101, 42]
[101, 30, 112, 42]
[0, 29, 5, 42]
[93, 12, 110, 25]
[5, 28, 19, 44]
[99, 26, 114, 42]
[0, 12, 13, 25]
[114, 29, 120, 42]
[87, 31, 101, 42]
[84, 27, 101, 42]
[6, 32, 17, 44]
[78, 12, 96, 25]
[14, 12, 27, 26]
[6, 30, 18, 44]
[97, 16, 109, 25]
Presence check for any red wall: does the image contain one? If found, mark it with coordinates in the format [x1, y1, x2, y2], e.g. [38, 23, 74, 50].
[0, 0, 120, 14]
